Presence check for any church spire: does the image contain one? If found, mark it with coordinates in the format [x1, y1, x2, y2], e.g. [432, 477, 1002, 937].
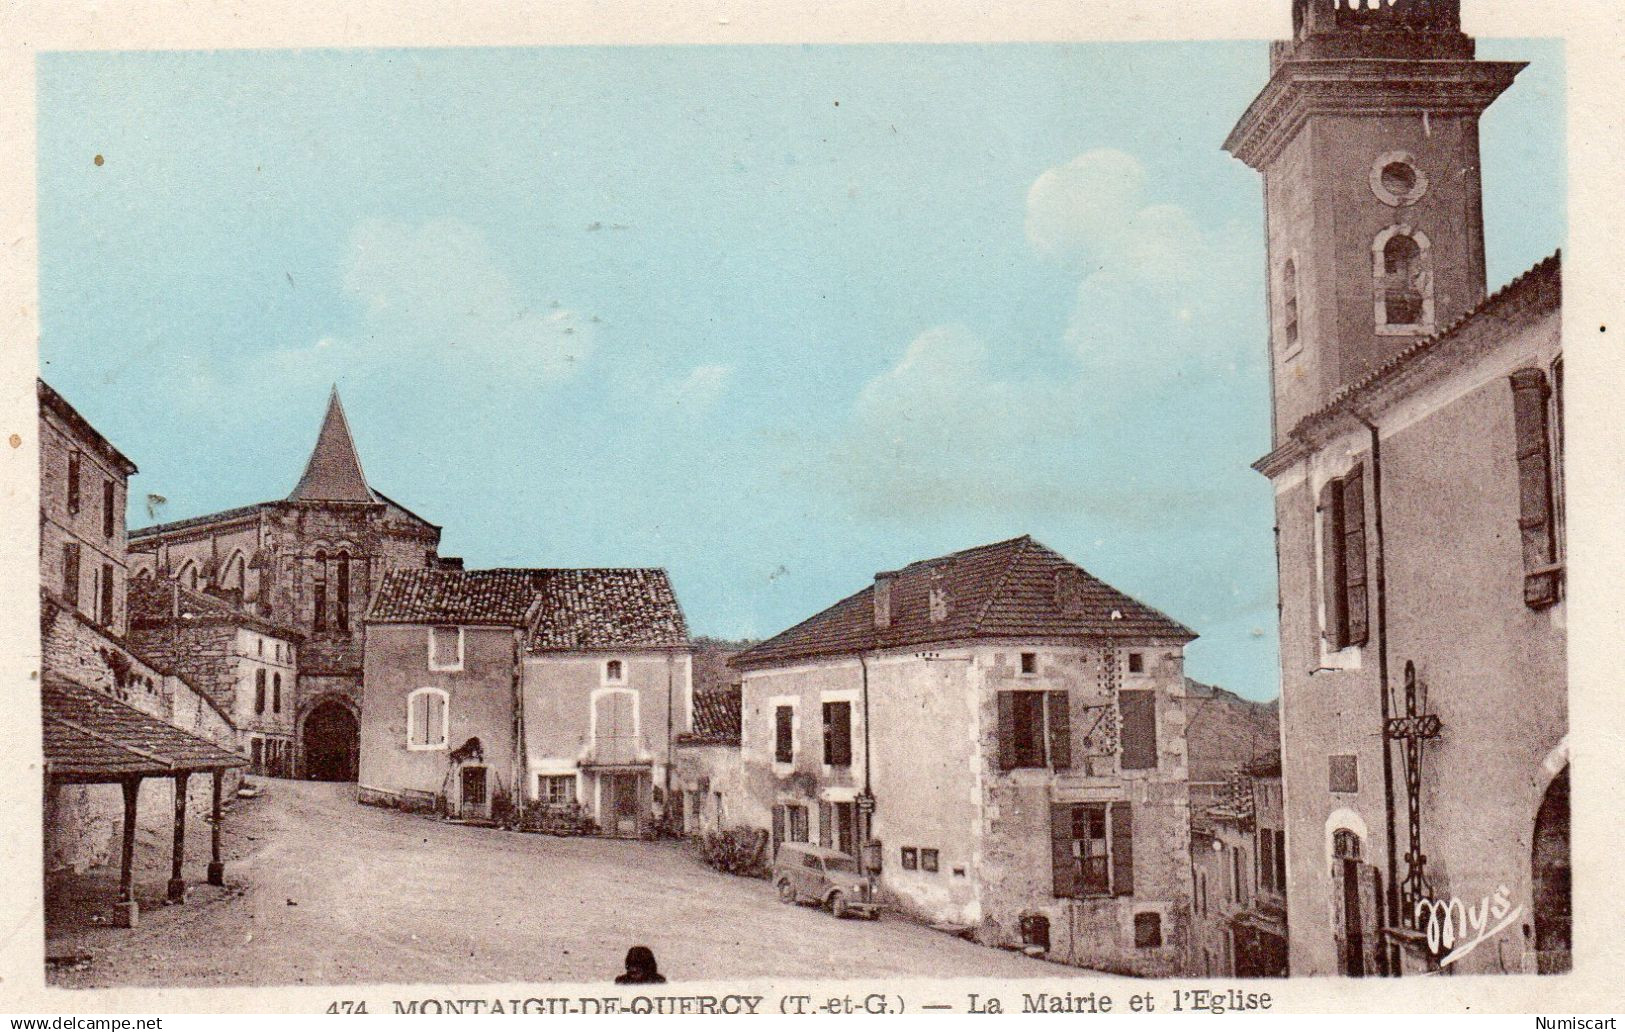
[287, 387, 375, 503]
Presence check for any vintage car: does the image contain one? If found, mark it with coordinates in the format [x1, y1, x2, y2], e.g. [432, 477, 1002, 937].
[772, 842, 880, 919]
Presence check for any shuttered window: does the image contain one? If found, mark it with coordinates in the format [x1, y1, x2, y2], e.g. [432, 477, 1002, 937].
[102, 480, 115, 539]
[822, 700, 853, 766]
[1119, 690, 1157, 770]
[1051, 801, 1133, 898]
[99, 563, 114, 626]
[1511, 368, 1561, 607]
[62, 543, 80, 606]
[67, 450, 82, 514]
[255, 669, 267, 715]
[998, 691, 1071, 770]
[1319, 464, 1370, 650]
[774, 705, 794, 763]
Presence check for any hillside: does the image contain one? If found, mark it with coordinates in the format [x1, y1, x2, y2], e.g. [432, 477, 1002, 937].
[1184, 678, 1280, 785]
[690, 635, 760, 693]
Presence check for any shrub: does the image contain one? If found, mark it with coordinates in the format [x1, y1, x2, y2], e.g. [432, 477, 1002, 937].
[701, 825, 770, 878]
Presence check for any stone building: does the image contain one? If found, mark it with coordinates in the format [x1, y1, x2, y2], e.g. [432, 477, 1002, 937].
[37, 380, 244, 918]
[1190, 752, 1288, 978]
[358, 567, 692, 834]
[730, 535, 1198, 977]
[673, 685, 745, 837]
[129, 388, 448, 780]
[1226, 0, 1566, 975]
[126, 579, 303, 776]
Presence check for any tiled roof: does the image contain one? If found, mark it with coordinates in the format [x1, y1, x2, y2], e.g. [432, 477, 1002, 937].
[732, 535, 1194, 670]
[43, 674, 245, 783]
[366, 569, 546, 626]
[128, 578, 304, 641]
[526, 569, 689, 652]
[679, 686, 742, 746]
[366, 567, 690, 651]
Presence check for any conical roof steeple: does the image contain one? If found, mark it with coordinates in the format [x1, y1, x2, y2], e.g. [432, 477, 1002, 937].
[287, 387, 375, 503]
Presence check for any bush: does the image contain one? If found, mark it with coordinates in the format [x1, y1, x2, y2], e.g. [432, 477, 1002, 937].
[701, 825, 770, 878]
[513, 801, 598, 836]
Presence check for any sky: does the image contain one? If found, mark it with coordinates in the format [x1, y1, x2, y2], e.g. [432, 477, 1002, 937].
[35, 39, 1564, 700]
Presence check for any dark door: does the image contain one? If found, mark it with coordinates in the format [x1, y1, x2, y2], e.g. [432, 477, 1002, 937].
[461, 766, 488, 818]
[1533, 767, 1571, 973]
[1341, 858, 1366, 977]
[303, 700, 360, 781]
[611, 773, 640, 836]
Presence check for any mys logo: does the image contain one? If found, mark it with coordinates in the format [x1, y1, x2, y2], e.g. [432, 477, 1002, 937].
[1415, 885, 1523, 968]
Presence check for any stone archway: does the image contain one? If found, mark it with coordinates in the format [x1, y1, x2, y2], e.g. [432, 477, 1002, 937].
[302, 698, 360, 782]
[1531, 765, 1570, 974]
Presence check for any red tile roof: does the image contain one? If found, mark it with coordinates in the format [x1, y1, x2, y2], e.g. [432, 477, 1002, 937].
[367, 567, 689, 651]
[677, 686, 742, 746]
[732, 535, 1194, 670]
[366, 569, 546, 626]
[43, 674, 245, 783]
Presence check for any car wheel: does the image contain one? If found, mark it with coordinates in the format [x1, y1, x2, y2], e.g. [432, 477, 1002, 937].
[777, 879, 796, 903]
[829, 891, 847, 919]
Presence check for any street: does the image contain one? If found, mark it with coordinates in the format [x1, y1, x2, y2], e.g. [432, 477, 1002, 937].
[46, 779, 1070, 987]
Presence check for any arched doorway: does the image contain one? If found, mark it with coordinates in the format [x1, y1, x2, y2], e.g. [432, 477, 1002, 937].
[1532, 765, 1570, 974]
[303, 700, 360, 782]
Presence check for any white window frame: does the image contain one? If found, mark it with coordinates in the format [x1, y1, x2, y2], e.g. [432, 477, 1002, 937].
[427, 625, 465, 672]
[602, 657, 627, 685]
[406, 686, 450, 751]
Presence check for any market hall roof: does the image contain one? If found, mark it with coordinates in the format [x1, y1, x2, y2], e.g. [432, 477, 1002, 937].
[43, 673, 245, 784]
[128, 577, 305, 642]
[731, 535, 1195, 671]
[366, 567, 690, 652]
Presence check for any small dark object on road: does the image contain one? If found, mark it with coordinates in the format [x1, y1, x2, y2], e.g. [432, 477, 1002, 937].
[614, 945, 666, 984]
[286, 899, 298, 906]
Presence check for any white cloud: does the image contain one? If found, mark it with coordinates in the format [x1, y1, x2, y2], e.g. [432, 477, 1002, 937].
[660, 363, 734, 414]
[258, 218, 597, 394]
[1023, 148, 1146, 263]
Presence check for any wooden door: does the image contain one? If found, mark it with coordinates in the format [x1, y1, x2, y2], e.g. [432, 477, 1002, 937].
[461, 766, 488, 818]
[611, 773, 640, 836]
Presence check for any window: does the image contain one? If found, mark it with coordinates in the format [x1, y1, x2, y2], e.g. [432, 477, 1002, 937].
[785, 804, 808, 843]
[1231, 844, 1248, 905]
[251, 737, 263, 773]
[1052, 801, 1133, 898]
[1259, 827, 1276, 893]
[996, 690, 1071, 770]
[1119, 689, 1158, 770]
[272, 672, 282, 714]
[335, 552, 350, 632]
[1134, 912, 1163, 949]
[1511, 367, 1562, 607]
[1127, 652, 1144, 674]
[822, 700, 853, 767]
[603, 658, 625, 684]
[1020, 651, 1038, 675]
[407, 687, 450, 750]
[1280, 259, 1299, 354]
[67, 450, 81, 514]
[429, 626, 463, 671]
[1373, 226, 1433, 332]
[257, 638, 263, 658]
[312, 553, 327, 632]
[1318, 465, 1370, 650]
[1273, 829, 1287, 894]
[540, 775, 576, 805]
[901, 847, 918, 870]
[1198, 870, 1208, 917]
[255, 669, 267, 715]
[102, 480, 115, 539]
[774, 705, 795, 764]
[1329, 754, 1359, 794]
[1333, 828, 1362, 862]
[61, 543, 80, 606]
[920, 848, 940, 873]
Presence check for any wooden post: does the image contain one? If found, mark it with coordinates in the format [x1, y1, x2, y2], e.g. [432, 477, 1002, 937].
[116, 777, 141, 928]
[168, 772, 189, 902]
[207, 769, 225, 886]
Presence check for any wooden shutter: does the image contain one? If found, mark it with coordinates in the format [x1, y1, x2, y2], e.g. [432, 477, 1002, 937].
[1275, 830, 1288, 894]
[997, 691, 1017, 771]
[1046, 691, 1072, 770]
[1119, 690, 1157, 770]
[1050, 802, 1077, 898]
[1110, 801, 1134, 896]
[1341, 464, 1369, 646]
[818, 801, 833, 848]
[1259, 827, 1275, 892]
[62, 543, 80, 605]
[1510, 369, 1560, 607]
[1319, 479, 1348, 648]
[824, 701, 852, 766]
[775, 706, 793, 763]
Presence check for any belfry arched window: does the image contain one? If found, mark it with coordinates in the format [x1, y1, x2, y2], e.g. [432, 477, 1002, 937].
[336, 551, 351, 632]
[1281, 258, 1300, 354]
[1373, 225, 1434, 333]
[312, 551, 328, 632]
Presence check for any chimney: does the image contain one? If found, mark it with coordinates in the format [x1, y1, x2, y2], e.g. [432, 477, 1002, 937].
[873, 571, 897, 630]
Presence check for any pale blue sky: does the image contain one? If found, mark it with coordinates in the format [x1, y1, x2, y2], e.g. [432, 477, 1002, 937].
[36, 41, 1563, 699]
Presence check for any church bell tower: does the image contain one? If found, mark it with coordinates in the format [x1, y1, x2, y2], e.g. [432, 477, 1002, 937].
[1224, 0, 1524, 442]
